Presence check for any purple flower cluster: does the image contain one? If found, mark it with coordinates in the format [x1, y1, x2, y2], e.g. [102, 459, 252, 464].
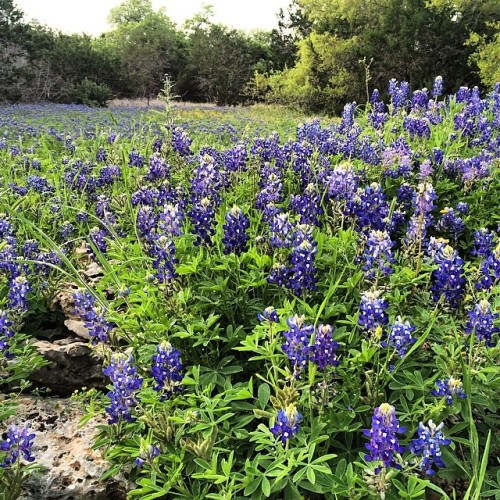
[346, 183, 389, 234]
[282, 315, 314, 378]
[321, 163, 359, 201]
[430, 244, 465, 308]
[1, 423, 35, 468]
[358, 290, 389, 335]
[151, 341, 184, 400]
[409, 420, 450, 475]
[103, 353, 143, 424]
[135, 444, 160, 468]
[270, 405, 302, 444]
[73, 290, 112, 344]
[310, 324, 339, 370]
[222, 206, 250, 256]
[289, 183, 323, 226]
[257, 306, 280, 323]
[432, 376, 467, 405]
[381, 317, 416, 356]
[188, 197, 216, 246]
[8, 275, 30, 312]
[364, 403, 405, 470]
[288, 224, 318, 295]
[361, 230, 395, 279]
[0, 310, 15, 357]
[171, 127, 193, 157]
[465, 299, 499, 347]
[388, 79, 410, 111]
[436, 208, 465, 242]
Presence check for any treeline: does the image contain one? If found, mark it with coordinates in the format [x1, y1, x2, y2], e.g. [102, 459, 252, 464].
[1, 0, 499, 112]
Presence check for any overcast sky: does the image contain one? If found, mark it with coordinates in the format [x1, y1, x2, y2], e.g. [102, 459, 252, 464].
[15, 0, 289, 36]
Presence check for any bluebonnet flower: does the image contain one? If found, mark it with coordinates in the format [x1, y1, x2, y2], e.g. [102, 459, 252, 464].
[388, 79, 410, 111]
[465, 299, 499, 347]
[135, 444, 160, 468]
[310, 324, 339, 370]
[1, 423, 35, 468]
[97, 165, 121, 187]
[60, 221, 75, 242]
[257, 306, 279, 323]
[432, 76, 444, 99]
[73, 290, 112, 344]
[152, 137, 163, 152]
[128, 149, 144, 168]
[148, 235, 178, 284]
[403, 116, 431, 139]
[270, 404, 302, 444]
[436, 208, 465, 242]
[430, 244, 465, 308]
[255, 170, 283, 220]
[358, 290, 389, 335]
[410, 420, 450, 475]
[222, 206, 250, 256]
[221, 142, 248, 172]
[8, 276, 30, 312]
[412, 89, 429, 110]
[432, 376, 467, 405]
[289, 183, 322, 226]
[188, 197, 216, 246]
[96, 147, 107, 163]
[471, 228, 495, 258]
[282, 315, 313, 378]
[381, 317, 416, 356]
[0, 310, 15, 357]
[339, 102, 356, 133]
[190, 154, 221, 205]
[95, 195, 116, 225]
[171, 127, 193, 157]
[288, 224, 318, 295]
[136, 206, 157, 239]
[346, 183, 389, 234]
[268, 213, 294, 249]
[363, 403, 406, 470]
[418, 159, 433, 180]
[267, 262, 290, 288]
[321, 162, 359, 201]
[103, 354, 143, 424]
[361, 230, 395, 279]
[108, 131, 117, 144]
[456, 202, 469, 214]
[27, 175, 54, 194]
[145, 153, 170, 182]
[88, 227, 108, 255]
[151, 341, 184, 400]
[477, 244, 500, 290]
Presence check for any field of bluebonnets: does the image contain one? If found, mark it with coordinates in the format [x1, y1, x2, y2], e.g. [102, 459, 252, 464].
[1, 78, 500, 499]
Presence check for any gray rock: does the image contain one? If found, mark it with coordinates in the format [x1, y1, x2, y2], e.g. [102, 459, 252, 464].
[7, 396, 130, 499]
[29, 340, 106, 395]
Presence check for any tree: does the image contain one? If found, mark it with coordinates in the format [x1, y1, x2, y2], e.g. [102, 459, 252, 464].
[105, 0, 185, 101]
[0, 0, 29, 101]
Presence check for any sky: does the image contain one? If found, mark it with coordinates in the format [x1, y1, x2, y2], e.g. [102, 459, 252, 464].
[14, 0, 290, 36]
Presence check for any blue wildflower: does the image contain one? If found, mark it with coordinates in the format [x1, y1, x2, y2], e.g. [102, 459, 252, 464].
[222, 206, 250, 256]
[310, 324, 339, 370]
[465, 299, 499, 347]
[282, 315, 313, 378]
[363, 403, 405, 471]
[103, 354, 143, 424]
[151, 341, 184, 400]
[432, 377, 467, 405]
[270, 404, 302, 444]
[1, 423, 35, 468]
[410, 420, 450, 475]
[381, 317, 416, 356]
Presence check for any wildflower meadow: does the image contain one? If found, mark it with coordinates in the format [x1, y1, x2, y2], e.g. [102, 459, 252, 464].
[0, 79, 499, 499]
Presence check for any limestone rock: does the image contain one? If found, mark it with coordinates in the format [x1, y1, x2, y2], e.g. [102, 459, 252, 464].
[30, 340, 106, 395]
[7, 396, 130, 499]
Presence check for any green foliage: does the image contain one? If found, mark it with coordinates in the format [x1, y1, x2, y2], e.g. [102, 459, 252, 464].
[68, 78, 113, 107]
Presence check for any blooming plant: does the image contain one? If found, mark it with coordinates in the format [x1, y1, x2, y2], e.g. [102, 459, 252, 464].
[0, 81, 499, 499]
